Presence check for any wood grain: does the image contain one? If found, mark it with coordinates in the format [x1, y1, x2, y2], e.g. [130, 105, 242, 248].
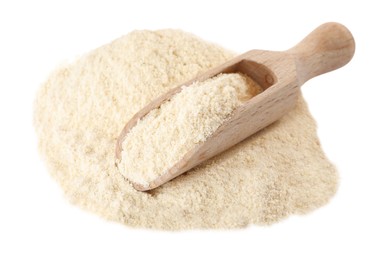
[116, 22, 355, 191]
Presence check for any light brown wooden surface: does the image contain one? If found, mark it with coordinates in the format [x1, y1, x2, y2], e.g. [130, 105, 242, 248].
[116, 22, 355, 191]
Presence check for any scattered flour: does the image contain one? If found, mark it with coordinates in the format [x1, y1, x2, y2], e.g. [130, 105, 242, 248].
[118, 73, 262, 188]
[34, 29, 338, 230]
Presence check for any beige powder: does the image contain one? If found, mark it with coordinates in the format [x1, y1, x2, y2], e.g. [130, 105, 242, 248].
[118, 73, 262, 187]
[34, 29, 338, 230]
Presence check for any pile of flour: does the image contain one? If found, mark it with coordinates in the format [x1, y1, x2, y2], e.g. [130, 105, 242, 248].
[34, 29, 338, 230]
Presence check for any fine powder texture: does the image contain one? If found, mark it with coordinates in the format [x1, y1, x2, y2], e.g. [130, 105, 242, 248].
[118, 73, 263, 187]
[34, 29, 338, 230]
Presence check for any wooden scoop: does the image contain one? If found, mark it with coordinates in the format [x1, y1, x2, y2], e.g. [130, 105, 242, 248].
[116, 22, 355, 191]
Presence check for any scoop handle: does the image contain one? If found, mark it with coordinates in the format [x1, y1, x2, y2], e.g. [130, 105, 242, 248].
[287, 22, 355, 85]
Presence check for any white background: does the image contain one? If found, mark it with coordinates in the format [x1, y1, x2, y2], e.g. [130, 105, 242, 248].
[0, 0, 382, 259]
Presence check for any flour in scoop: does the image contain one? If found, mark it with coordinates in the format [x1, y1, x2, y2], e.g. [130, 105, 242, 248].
[117, 73, 262, 187]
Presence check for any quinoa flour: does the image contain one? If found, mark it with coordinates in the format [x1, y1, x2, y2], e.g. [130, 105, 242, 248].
[34, 29, 338, 230]
[118, 73, 263, 188]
